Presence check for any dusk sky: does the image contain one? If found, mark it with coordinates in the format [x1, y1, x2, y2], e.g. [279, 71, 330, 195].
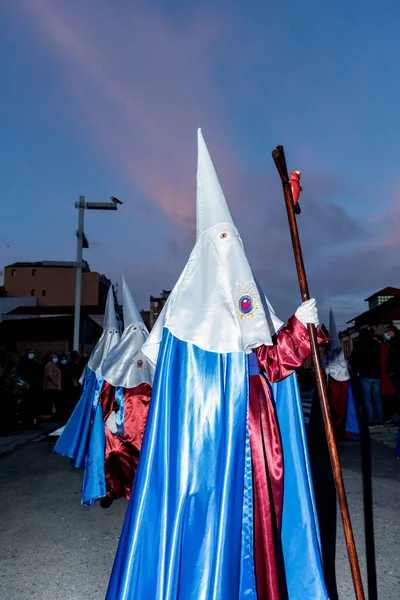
[1, 0, 399, 331]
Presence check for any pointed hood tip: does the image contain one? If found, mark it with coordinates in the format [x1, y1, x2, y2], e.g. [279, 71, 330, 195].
[196, 127, 234, 239]
[329, 308, 341, 350]
[103, 285, 118, 332]
[122, 278, 145, 329]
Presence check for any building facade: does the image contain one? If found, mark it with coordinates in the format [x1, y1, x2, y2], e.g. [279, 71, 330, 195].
[0, 305, 104, 360]
[340, 287, 400, 358]
[149, 290, 171, 328]
[4, 261, 110, 307]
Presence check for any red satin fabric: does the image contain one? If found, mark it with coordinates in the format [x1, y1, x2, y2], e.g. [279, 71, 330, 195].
[100, 382, 152, 500]
[249, 316, 321, 600]
[328, 378, 348, 439]
[256, 316, 322, 381]
[249, 375, 284, 600]
[100, 381, 115, 420]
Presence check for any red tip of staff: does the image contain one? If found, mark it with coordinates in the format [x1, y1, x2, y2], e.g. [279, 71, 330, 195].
[290, 171, 302, 206]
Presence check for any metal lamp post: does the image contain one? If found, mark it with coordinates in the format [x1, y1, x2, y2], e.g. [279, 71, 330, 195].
[73, 195, 119, 351]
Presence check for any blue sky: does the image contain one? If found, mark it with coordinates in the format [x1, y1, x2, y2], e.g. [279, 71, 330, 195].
[1, 0, 399, 330]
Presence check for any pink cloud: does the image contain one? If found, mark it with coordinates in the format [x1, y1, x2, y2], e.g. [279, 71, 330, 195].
[19, 0, 239, 227]
[367, 201, 400, 250]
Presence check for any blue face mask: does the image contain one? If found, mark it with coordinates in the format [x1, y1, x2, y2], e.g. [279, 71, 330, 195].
[61, 359, 67, 365]
[28, 353, 35, 360]
[384, 333, 391, 341]
[53, 357, 59, 364]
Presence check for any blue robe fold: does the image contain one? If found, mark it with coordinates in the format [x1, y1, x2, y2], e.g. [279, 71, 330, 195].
[346, 380, 360, 435]
[54, 369, 107, 506]
[81, 397, 106, 507]
[54, 368, 98, 467]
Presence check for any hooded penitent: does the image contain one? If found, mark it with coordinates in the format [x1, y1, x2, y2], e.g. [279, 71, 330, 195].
[97, 277, 153, 502]
[325, 309, 359, 438]
[54, 285, 119, 478]
[106, 130, 328, 600]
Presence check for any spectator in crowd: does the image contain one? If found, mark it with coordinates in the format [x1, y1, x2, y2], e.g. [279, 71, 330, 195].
[42, 352, 62, 418]
[18, 349, 41, 425]
[385, 324, 400, 421]
[59, 354, 71, 419]
[349, 328, 383, 426]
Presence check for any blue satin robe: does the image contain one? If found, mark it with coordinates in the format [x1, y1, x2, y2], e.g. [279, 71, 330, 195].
[54, 368, 107, 506]
[107, 329, 256, 599]
[54, 368, 98, 467]
[106, 329, 327, 599]
[346, 381, 360, 435]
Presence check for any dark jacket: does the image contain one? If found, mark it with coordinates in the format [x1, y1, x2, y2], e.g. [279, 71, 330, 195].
[18, 356, 41, 393]
[349, 337, 381, 379]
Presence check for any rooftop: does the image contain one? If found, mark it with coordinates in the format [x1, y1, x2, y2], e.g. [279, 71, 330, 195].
[6, 260, 91, 272]
[150, 290, 171, 301]
[347, 295, 400, 324]
[6, 304, 106, 316]
[364, 287, 400, 302]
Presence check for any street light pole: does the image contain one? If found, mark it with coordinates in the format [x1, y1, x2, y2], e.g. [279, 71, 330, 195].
[73, 196, 85, 351]
[73, 196, 119, 352]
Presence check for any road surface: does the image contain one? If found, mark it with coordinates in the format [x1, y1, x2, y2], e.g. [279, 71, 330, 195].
[0, 434, 399, 599]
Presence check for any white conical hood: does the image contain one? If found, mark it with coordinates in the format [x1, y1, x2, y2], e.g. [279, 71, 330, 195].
[103, 284, 119, 331]
[325, 308, 349, 381]
[101, 279, 154, 388]
[196, 128, 234, 238]
[329, 309, 341, 351]
[143, 128, 282, 365]
[87, 285, 120, 377]
[122, 276, 144, 328]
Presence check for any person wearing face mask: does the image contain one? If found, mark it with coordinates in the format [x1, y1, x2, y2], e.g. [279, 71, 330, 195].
[42, 352, 62, 418]
[18, 349, 41, 425]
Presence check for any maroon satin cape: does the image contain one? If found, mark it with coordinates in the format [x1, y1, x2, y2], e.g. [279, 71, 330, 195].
[328, 377, 348, 439]
[249, 316, 324, 600]
[100, 381, 152, 500]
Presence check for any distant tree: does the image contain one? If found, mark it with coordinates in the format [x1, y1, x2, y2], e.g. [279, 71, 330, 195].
[0, 286, 7, 297]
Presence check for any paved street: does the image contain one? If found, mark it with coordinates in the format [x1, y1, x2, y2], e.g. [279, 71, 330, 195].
[0, 435, 399, 599]
[335, 442, 400, 599]
[0, 438, 125, 600]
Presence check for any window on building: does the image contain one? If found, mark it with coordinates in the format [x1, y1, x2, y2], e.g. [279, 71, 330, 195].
[153, 301, 159, 308]
[42, 289, 46, 297]
[377, 295, 394, 305]
[32, 269, 36, 276]
[11, 269, 16, 277]
[31, 289, 35, 296]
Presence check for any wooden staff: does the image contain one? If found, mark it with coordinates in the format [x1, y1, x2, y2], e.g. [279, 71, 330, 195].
[272, 145, 365, 600]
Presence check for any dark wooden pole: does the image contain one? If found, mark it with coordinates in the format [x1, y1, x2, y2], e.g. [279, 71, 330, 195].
[272, 145, 365, 600]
